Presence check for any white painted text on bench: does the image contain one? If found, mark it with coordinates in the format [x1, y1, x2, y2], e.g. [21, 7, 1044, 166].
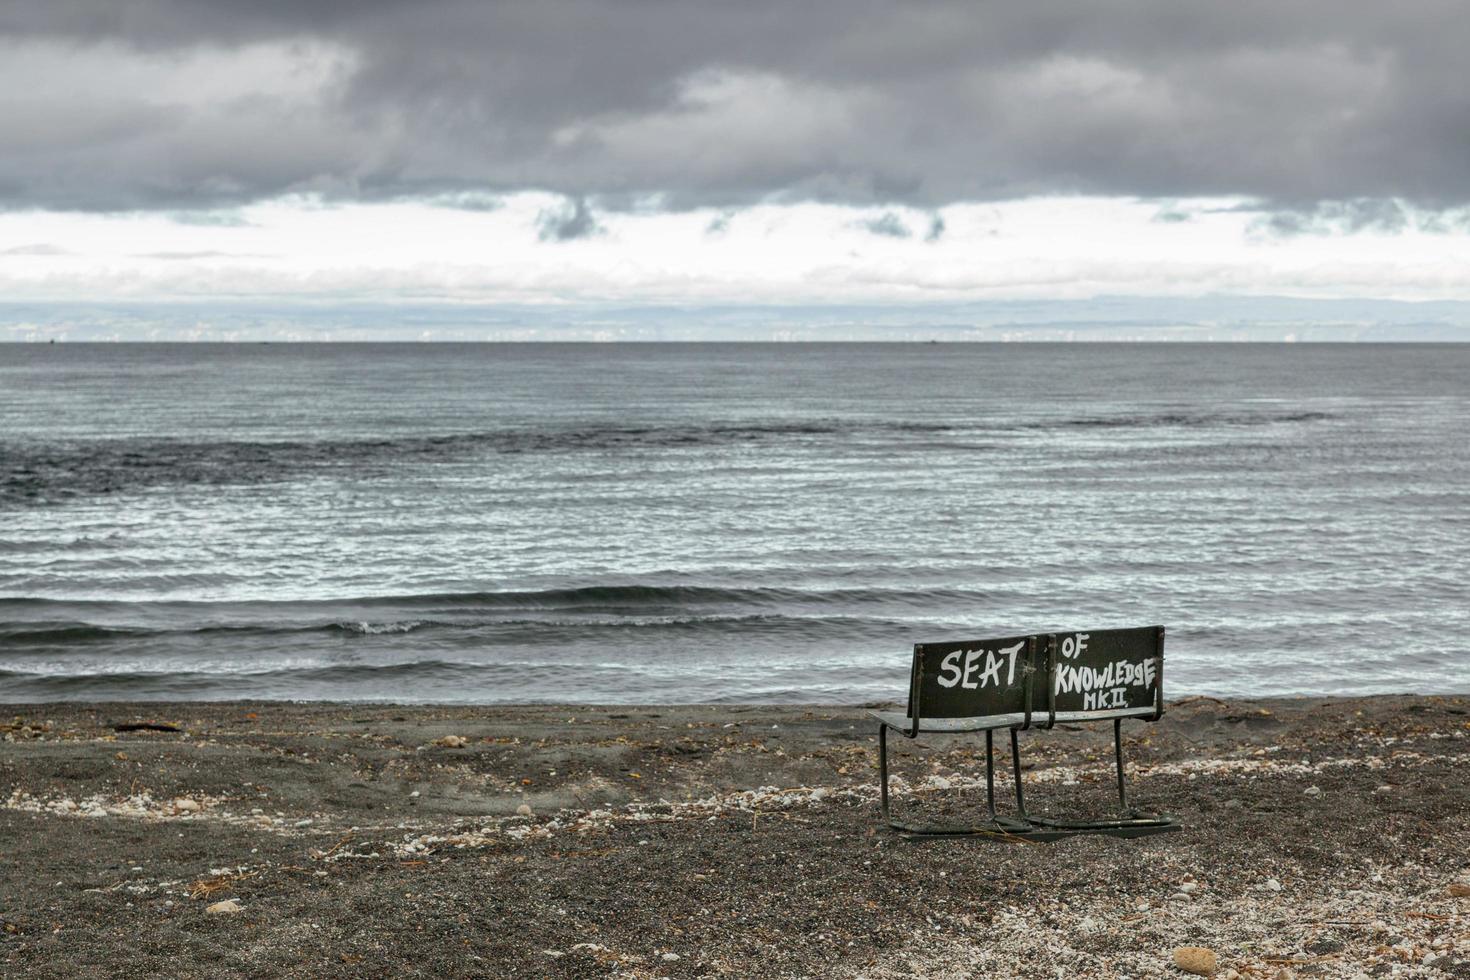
[934, 641, 1026, 690]
[1054, 636, 1156, 710]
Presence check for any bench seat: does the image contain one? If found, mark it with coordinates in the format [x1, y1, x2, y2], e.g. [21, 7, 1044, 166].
[871, 705, 1159, 734]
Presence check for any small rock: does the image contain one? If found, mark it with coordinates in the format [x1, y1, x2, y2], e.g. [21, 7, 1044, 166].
[205, 899, 242, 915]
[1172, 946, 1217, 976]
[543, 950, 564, 959]
[1447, 882, 1470, 898]
[432, 735, 468, 748]
[173, 798, 200, 813]
[1264, 878, 1282, 892]
[1373, 784, 1393, 795]
[1179, 881, 1200, 894]
[1170, 892, 1192, 902]
[1303, 785, 1321, 797]
[662, 952, 681, 962]
[515, 804, 533, 817]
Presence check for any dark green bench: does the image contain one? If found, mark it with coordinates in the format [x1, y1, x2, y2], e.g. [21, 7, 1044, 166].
[873, 625, 1180, 840]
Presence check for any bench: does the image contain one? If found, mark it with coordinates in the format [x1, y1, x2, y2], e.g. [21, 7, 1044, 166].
[873, 625, 1179, 840]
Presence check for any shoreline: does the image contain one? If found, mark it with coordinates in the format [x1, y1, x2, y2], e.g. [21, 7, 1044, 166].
[4, 694, 1469, 977]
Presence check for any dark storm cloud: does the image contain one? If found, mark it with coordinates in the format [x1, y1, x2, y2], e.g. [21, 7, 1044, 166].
[167, 210, 254, 227]
[1251, 198, 1470, 236]
[861, 213, 911, 239]
[4, 1, 1469, 211]
[536, 197, 602, 241]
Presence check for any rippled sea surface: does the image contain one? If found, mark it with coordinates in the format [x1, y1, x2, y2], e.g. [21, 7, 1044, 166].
[2, 342, 1467, 703]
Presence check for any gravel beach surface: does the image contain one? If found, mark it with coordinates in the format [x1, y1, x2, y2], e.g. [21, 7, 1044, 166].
[3, 695, 1469, 978]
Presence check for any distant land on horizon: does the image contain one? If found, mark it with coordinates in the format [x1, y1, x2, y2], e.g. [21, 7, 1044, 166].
[3, 296, 1468, 343]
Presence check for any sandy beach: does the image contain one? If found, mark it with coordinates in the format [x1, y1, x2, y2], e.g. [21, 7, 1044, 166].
[3, 695, 1468, 978]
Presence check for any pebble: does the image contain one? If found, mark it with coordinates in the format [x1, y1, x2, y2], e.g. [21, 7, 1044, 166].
[173, 798, 200, 813]
[1172, 946, 1217, 976]
[1374, 784, 1393, 795]
[205, 899, 242, 915]
[1303, 785, 1322, 797]
[1447, 882, 1470, 898]
[1179, 881, 1200, 894]
[662, 952, 681, 962]
[432, 735, 468, 748]
[515, 804, 533, 817]
[1264, 878, 1282, 892]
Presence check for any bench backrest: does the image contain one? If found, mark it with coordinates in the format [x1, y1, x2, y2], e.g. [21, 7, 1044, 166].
[906, 625, 1165, 729]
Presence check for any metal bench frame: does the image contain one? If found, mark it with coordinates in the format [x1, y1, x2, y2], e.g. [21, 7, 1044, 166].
[874, 627, 1180, 841]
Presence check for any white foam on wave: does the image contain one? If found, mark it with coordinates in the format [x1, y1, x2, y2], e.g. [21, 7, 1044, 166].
[341, 620, 423, 635]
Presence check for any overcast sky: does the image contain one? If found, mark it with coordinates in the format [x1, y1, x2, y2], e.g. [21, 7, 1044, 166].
[3, 1, 1468, 335]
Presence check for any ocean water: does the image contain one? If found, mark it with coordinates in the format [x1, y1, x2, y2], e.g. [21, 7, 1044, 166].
[1, 342, 1467, 703]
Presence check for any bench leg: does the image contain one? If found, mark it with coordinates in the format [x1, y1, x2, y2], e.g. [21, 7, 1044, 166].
[879, 723, 1036, 839]
[987, 728, 1033, 833]
[878, 720, 1180, 841]
[1009, 726, 1028, 821]
[985, 729, 996, 821]
[1025, 717, 1180, 838]
[1114, 716, 1129, 814]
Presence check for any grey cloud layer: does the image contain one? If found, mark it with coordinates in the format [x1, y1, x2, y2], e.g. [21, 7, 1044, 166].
[4, 1, 1466, 210]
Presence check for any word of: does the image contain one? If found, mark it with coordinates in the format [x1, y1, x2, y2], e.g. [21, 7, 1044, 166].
[1059, 633, 1090, 660]
[935, 641, 1026, 691]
